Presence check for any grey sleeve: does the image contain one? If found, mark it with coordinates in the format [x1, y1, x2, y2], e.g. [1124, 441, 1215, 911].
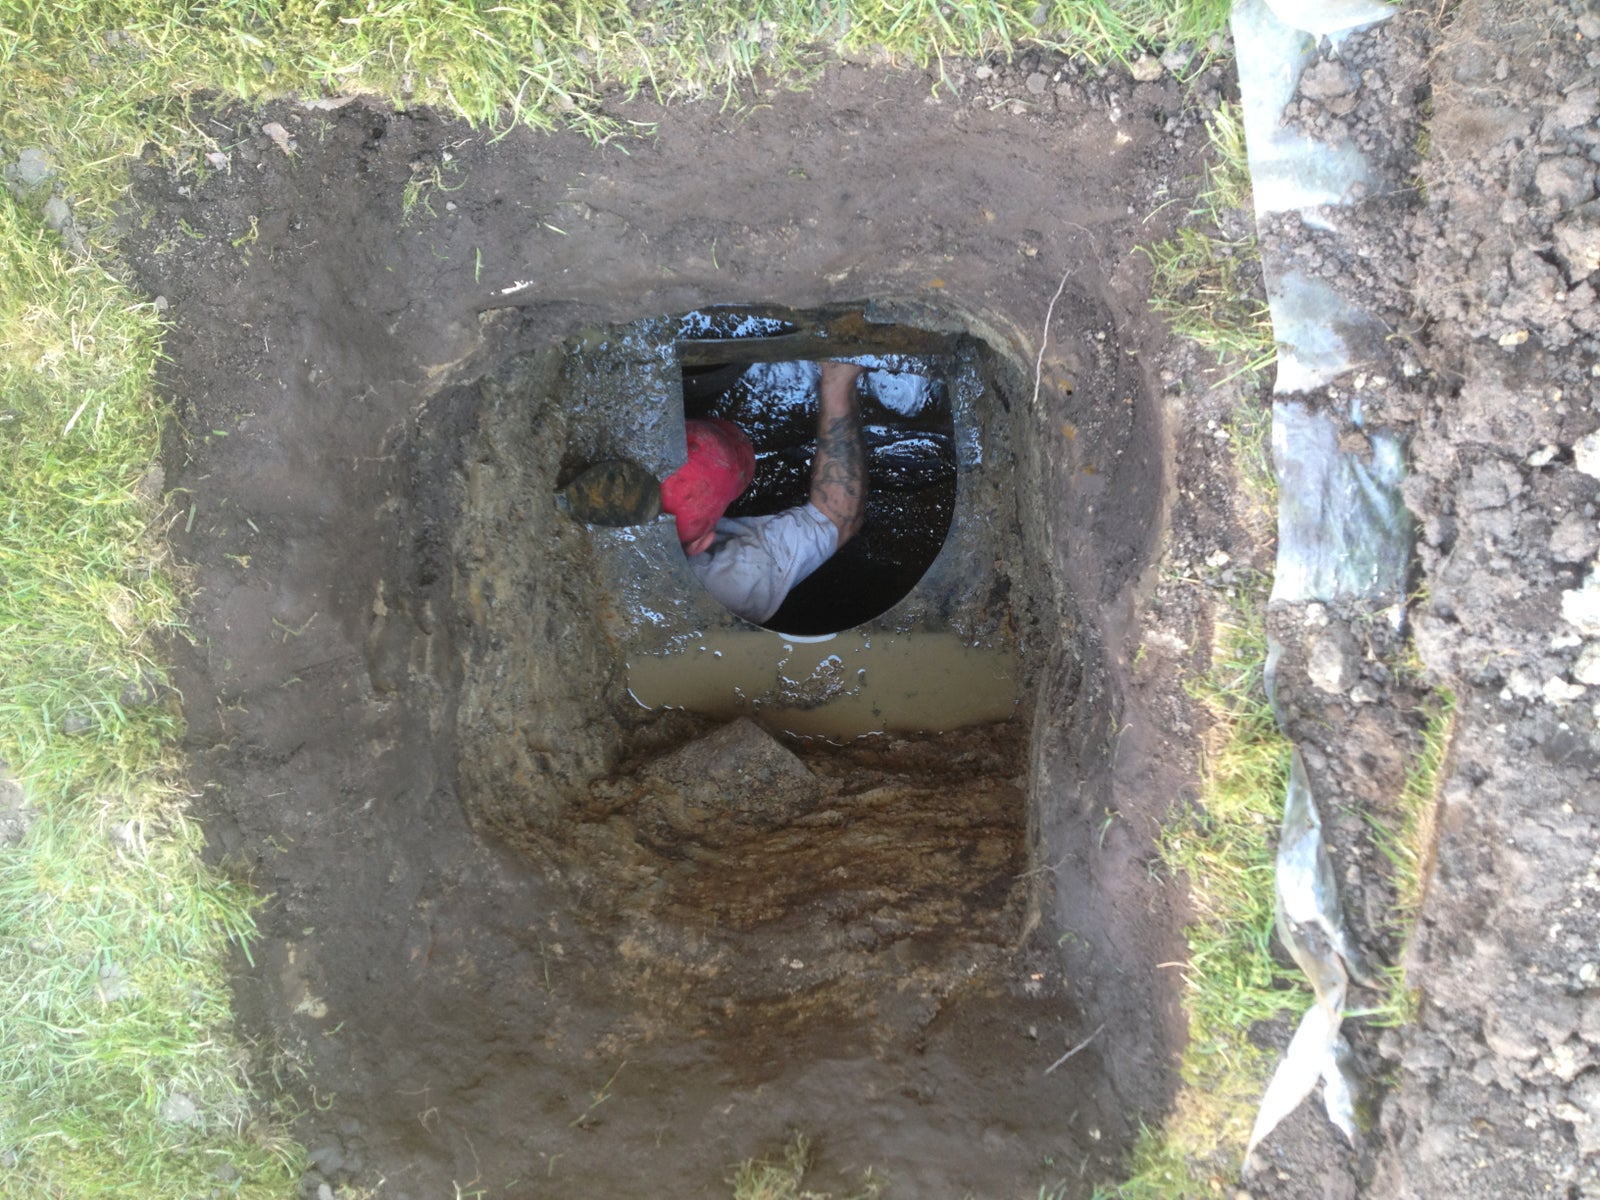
[686, 503, 840, 625]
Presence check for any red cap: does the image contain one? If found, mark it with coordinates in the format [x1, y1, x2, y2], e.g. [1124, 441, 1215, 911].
[660, 418, 756, 555]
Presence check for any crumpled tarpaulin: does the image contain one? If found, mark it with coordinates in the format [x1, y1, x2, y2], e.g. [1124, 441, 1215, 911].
[1229, 0, 1414, 1167]
[1271, 400, 1410, 606]
[1232, 0, 1396, 393]
[1245, 750, 1371, 1158]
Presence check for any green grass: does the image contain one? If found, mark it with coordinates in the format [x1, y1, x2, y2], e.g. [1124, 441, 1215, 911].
[1097, 581, 1304, 1198]
[0, 187, 302, 1194]
[1140, 101, 1276, 382]
[1126, 110, 1294, 1181]
[1355, 685, 1457, 1027]
[730, 1133, 883, 1200]
[1155, 583, 1305, 1169]
[1381, 686, 1456, 923]
[1091, 1126, 1215, 1198]
[1118, 119, 1297, 1195]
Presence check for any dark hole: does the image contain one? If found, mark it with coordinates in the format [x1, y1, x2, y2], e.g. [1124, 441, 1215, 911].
[676, 306, 959, 635]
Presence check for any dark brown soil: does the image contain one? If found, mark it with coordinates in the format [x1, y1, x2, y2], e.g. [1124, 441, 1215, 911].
[123, 56, 1243, 1200]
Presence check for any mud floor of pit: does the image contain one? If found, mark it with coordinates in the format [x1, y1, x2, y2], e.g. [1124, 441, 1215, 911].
[121, 58, 1257, 1199]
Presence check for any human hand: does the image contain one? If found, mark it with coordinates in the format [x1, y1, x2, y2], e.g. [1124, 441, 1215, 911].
[820, 360, 865, 390]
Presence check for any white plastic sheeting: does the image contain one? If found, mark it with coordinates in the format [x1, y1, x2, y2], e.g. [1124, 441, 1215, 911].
[1271, 402, 1410, 605]
[1228, 0, 1409, 1166]
[1233, 0, 1396, 393]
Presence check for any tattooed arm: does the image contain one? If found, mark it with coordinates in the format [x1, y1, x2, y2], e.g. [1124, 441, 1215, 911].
[809, 361, 867, 547]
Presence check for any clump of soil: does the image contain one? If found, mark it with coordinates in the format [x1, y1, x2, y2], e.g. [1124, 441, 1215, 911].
[1369, 1, 1600, 1195]
[125, 57, 1230, 1199]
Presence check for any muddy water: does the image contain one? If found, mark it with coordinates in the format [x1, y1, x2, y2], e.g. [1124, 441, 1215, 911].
[626, 628, 1018, 737]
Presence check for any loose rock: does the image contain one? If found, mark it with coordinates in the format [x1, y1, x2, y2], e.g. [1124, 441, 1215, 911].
[1128, 56, 1163, 83]
[1307, 626, 1360, 694]
[10, 147, 52, 187]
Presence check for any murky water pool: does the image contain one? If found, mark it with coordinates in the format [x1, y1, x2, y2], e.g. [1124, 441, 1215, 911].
[626, 629, 1018, 738]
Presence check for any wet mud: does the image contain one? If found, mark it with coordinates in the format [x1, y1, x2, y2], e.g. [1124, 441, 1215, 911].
[123, 55, 1229, 1200]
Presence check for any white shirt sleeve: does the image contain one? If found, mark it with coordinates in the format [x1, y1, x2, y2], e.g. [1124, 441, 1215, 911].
[686, 502, 840, 625]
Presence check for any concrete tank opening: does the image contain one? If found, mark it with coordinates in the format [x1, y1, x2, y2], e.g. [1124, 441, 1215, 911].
[672, 304, 961, 636]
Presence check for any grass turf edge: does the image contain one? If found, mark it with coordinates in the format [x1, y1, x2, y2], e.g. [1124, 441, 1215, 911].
[0, 187, 304, 1195]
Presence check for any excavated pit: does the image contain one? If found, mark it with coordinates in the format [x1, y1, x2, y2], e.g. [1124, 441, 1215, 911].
[124, 69, 1205, 1197]
[448, 302, 1043, 1043]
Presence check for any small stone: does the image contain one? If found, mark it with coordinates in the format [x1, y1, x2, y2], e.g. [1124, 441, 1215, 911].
[205, 150, 229, 170]
[119, 673, 162, 708]
[1160, 45, 1191, 73]
[1307, 627, 1359, 695]
[1557, 214, 1600, 281]
[1484, 1014, 1541, 1061]
[1025, 71, 1047, 95]
[972, 64, 994, 81]
[1571, 1074, 1600, 1154]
[308, 1141, 346, 1175]
[1128, 55, 1164, 83]
[42, 196, 70, 231]
[1461, 460, 1520, 510]
[13, 147, 52, 187]
[160, 1092, 199, 1125]
[1205, 549, 1231, 568]
[1298, 60, 1353, 100]
[1576, 645, 1600, 687]
[1507, 667, 1542, 700]
[1549, 1040, 1587, 1083]
[261, 121, 295, 156]
[1581, 961, 1600, 986]
[1545, 677, 1587, 705]
[1552, 513, 1600, 562]
[1498, 329, 1530, 348]
[1349, 680, 1379, 704]
[96, 960, 131, 1003]
[0, 777, 30, 848]
[1578, 431, 1600, 479]
[1535, 156, 1598, 209]
[61, 712, 93, 737]
[1564, 571, 1600, 636]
